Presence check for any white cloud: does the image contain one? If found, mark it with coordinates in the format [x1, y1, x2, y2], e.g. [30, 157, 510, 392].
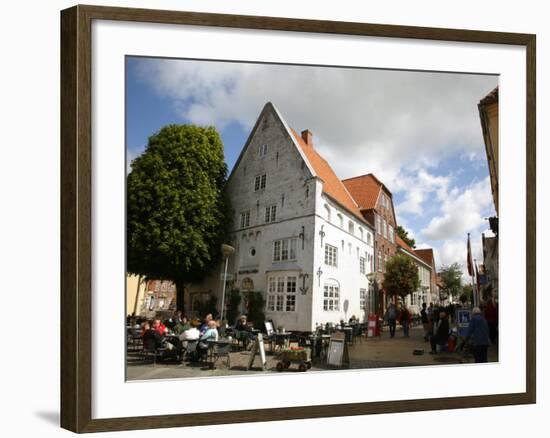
[133, 58, 497, 185]
[395, 169, 451, 216]
[421, 177, 493, 241]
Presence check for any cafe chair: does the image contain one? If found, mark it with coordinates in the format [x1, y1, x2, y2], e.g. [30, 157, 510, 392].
[211, 342, 231, 369]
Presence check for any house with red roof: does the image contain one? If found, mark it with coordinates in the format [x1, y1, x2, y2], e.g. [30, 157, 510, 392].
[342, 173, 399, 315]
[198, 102, 377, 331]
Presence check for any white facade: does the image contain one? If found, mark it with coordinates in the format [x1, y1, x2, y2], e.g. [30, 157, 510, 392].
[194, 103, 375, 331]
[398, 248, 433, 314]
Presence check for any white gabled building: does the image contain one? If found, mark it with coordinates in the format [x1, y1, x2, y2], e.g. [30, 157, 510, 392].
[197, 102, 375, 332]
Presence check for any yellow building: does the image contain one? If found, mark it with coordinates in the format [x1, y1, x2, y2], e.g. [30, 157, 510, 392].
[478, 86, 499, 215]
[126, 274, 147, 316]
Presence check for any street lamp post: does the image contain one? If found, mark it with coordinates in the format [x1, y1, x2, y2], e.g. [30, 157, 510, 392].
[220, 243, 235, 321]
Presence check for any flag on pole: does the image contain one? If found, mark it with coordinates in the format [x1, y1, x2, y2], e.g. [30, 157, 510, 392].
[467, 233, 474, 277]
[475, 260, 481, 293]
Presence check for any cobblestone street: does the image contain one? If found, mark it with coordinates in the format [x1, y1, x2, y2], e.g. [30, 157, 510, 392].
[127, 325, 498, 381]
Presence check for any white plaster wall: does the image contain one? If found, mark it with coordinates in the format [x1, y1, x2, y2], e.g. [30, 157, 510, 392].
[311, 188, 375, 328]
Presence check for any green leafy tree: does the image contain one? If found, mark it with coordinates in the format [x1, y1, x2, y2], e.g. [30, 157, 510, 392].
[383, 254, 420, 301]
[460, 284, 473, 304]
[127, 124, 230, 311]
[439, 263, 463, 302]
[396, 225, 416, 248]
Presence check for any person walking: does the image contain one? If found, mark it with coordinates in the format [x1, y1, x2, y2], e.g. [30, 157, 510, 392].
[385, 302, 398, 338]
[466, 307, 490, 363]
[400, 305, 411, 337]
[484, 297, 498, 344]
[421, 303, 431, 341]
[429, 311, 449, 354]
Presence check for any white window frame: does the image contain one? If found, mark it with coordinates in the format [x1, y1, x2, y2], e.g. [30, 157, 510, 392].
[273, 238, 297, 262]
[324, 244, 338, 267]
[254, 174, 267, 191]
[265, 205, 277, 223]
[323, 283, 340, 311]
[266, 274, 297, 313]
[240, 211, 250, 228]
[259, 143, 268, 157]
[360, 257, 366, 274]
[360, 288, 367, 311]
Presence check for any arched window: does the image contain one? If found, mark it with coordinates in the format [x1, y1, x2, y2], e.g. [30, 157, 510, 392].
[324, 204, 331, 222]
[367, 233, 372, 245]
[337, 213, 343, 228]
[359, 227, 364, 240]
[348, 221, 354, 235]
[323, 278, 340, 311]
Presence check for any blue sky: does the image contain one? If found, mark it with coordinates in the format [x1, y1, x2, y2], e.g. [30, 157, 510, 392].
[126, 56, 497, 275]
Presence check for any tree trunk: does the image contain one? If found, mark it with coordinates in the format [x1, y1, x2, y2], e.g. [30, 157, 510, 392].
[174, 278, 186, 313]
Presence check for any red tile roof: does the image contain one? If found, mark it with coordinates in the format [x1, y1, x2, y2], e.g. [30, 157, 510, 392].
[341, 174, 382, 210]
[291, 130, 373, 227]
[396, 235, 416, 254]
[415, 248, 435, 267]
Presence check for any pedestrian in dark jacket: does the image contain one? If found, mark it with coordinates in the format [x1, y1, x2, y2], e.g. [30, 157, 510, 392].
[385, 303, 398, 338]
[421, 303, 431, 341]
[484, 298, 498, 344]
[466, 307, 490, 363]
[429, 311, 449, 354]
[399, 305, 411, 337]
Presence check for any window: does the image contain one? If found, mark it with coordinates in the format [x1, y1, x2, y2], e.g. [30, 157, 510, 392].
[360, 257, 366, 274]
[259, 143, 268, 157]
[383, 219, 388, 239]
[367, 233, 372, 245]
[348, 221, 354, 235]
[273, 238, 297, 262]
[389, 225, 394, 243]
[286, 276, 297, 311]
[266, 275, 297, 312]
[323, 284, 340, 311]
[325, 204, 331, 222]
[378, 250, 382, 272]
[377, 215, 382, 234]
[348, 242, 352, 255]
[239, 211, 250, 228]
[254, 174, 266, 191]
[337, 213, 343, 228]
[359, 227, 364, 241]
[265, 205, 276, 223]
[360, 288, 367, 310]
[324, 244, 338, 267]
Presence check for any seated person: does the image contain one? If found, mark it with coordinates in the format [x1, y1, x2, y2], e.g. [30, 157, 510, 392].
[172, 316, 190, 335]
[199, 313, 213, 336]
[198, 320, 219, 351]
[142, 321, 164, 352]
[179, 319, 200, 342]
[152, 318, 167, 336]
[235, 315, 255, 347]
[429, 311, 450, 354]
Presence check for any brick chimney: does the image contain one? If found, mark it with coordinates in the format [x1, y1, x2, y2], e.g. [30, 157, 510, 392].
[301, 129, 313, 146]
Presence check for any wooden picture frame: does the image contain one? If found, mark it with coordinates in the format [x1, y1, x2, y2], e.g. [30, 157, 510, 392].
[60, 4, 536, 433]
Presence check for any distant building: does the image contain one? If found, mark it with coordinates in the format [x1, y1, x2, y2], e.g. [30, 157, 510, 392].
[414, 248, 439, 305]
[126, 276, 176, 318]
[395, 236, 438, 314]
[478, 86, 499, 215]
[342, 174, 398, 315]
[478, 87, 499, 300]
